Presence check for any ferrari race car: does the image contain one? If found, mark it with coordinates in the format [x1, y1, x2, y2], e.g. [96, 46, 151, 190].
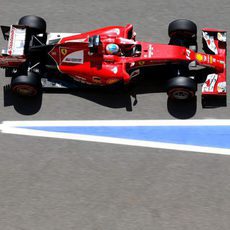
[0, 15, 227, 106]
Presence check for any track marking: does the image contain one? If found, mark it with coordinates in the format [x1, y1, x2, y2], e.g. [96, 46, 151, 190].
[1, 120, 230, 155]
[2, 119, 230, 126]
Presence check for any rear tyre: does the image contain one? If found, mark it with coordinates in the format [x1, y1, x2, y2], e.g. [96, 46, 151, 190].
[11, 73, 41, 97]
[167, 76, 197, 100]
[18, 15, 46, 34]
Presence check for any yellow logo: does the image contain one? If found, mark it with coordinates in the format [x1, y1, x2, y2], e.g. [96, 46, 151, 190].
[196, 54, 203, 62]
[106, 78, 120, 85]
[61, 48, 67, 56]
[92, 76, 102, 84]
[210, 56, 213, 64]
[138, 61, 145, 66]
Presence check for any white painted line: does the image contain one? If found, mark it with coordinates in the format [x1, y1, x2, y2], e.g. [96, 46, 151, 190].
[1, 126, 230, 155]
[2, 119, 230, 127]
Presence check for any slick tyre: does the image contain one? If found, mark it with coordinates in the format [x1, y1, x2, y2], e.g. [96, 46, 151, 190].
[168, 19, 197, 39]
[167, 77, 197, 100]
[18, 15, 46, 34]
[11, 73, 41, 97]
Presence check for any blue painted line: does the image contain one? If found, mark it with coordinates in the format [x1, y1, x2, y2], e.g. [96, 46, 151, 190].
[21, 126, 230, 149]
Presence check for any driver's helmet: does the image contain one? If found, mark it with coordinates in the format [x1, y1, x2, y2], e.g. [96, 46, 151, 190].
[106, 44, 120, 55]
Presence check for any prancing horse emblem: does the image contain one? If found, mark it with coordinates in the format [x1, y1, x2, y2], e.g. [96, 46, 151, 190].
[61, 48, 67, 56]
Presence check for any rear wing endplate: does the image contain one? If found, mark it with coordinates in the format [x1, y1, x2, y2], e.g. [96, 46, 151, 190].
[6, 25, 26, 56]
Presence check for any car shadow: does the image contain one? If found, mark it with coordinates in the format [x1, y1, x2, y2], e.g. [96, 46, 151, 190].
[167, 97, 197, 119]
[3, 66, 216, 118]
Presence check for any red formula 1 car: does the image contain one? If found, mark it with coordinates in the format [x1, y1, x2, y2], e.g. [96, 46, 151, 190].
[0, 15, 227, 106]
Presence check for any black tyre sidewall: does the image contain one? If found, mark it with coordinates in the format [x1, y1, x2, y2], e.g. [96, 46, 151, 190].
[167, 77, 197, 100]
[18, 15, 46, 34]
[11, 73, 41, 97]
[168, 19, 197, 38]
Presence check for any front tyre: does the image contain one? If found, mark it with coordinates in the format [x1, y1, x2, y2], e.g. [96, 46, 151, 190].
[167, 77, 197, 100]
[11, 73, 41, 97]
[168, 19, 197, 50]
[168, 19, 197, 39]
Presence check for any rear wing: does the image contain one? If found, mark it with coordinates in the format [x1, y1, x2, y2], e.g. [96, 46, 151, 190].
[0, 25, 27, 67]
[201, 28, 227, 105]
[1, 25, 27, 56]
[0, 24, 50, 68]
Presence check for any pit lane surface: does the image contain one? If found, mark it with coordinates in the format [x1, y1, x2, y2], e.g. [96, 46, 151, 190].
[1, 0, 230, 229]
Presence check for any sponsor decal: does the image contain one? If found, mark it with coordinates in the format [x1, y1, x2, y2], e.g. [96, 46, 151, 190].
[219, 60, 225, 65]
[186, 49, 191, 60]
[196, 54, 203, 62]
[148, 44, 153, 57]
[138, 61, 145, 66]
[111, 67, 118, 74]
[92, 76, 102, 84]
[7, 26, 15, 56]
[217, 32, 227, 42]
[106, 78, 120, 85]
[62, 50, 84, 64]
[202, 31, 218, 54]
[217, 81, 227, 93]
[7, 26, 26, 56]
[74, 75, 92, 85]
[60, 48, 67, 56]
[202, 73, 218, 92]
[74, 75, 86, 81]
[209, 55, 213, 64]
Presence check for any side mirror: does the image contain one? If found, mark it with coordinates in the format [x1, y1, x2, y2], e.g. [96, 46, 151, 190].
[88, 35, 101, 54]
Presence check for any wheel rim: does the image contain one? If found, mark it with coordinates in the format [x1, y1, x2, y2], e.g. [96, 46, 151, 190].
[170, 31, 195, 38]
[169, 88, 193, 100]
[12, 84, 37, 96]
[173, 91, 189, 100]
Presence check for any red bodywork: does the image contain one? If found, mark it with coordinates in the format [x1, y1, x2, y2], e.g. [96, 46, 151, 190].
[48, 25, 226, 89]
[0, 24, 227, 96]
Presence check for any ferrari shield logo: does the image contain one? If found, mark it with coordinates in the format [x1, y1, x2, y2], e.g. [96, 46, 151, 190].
[60, 48, 67, 56]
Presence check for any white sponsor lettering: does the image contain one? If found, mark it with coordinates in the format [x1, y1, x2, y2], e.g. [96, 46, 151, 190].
[7, 26, 26, 56]
[62, 50, 84, 64]
[148, 44, 154, 57]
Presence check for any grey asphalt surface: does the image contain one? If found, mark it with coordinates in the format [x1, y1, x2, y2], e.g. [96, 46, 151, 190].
[1, 0, 230, 229]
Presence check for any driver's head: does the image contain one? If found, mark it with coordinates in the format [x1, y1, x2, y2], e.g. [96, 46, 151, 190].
[106, 44, 120, 55]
